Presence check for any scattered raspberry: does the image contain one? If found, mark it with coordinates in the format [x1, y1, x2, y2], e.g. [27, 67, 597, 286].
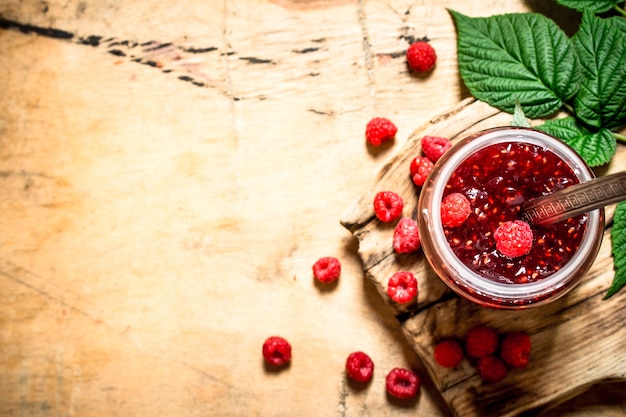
[465, 326, 499, 358]
[433, 340, 465, 368]
[387, 271, 418, 304]
[365, 117, 397, 147]
[262, 336, 292, 367]
[421, 136, 452, 162]
[441, 192, 472, 228]
[393, 217, 421, 253]
[312, 256, 341, 283]
[409, 155, 434, 187]
[345, 351, 375, 383]
[500, 332, 531, 369]
[476, 355, 508, 383]
[494, 220, 534, 258]
[406, 41, 437, 73]
[373, 191, 404, 222]
[385, 367, 421, 399]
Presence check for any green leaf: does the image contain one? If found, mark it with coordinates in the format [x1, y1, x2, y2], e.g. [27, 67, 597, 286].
[605, 201, 626, 299]
[448, 10, 582, 118]
[554, 0, 622, 13]
[612, 16, 626, 34]
[511, 101, 532, 127]
[572, 10, 626, 130]
[534, 117, 616, 166]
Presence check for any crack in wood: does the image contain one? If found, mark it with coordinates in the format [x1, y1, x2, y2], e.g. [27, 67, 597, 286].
[337, 375, 348, 417]
[356, 0, 376, 108]
[0, 14, 73, 39]
[292, 46, 320, 53]
[0, 14, 222, 92]
[238, 56, 275, 65]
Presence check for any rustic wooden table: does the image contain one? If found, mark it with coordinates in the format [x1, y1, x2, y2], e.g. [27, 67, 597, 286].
[1, 1, 624, 416]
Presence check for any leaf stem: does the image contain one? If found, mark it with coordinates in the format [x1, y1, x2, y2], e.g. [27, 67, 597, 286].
[614, 132, 626, 143]
[615, 5, 626, 17]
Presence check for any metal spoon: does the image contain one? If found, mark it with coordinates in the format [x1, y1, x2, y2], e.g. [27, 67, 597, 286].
[520, 171, 626, 226]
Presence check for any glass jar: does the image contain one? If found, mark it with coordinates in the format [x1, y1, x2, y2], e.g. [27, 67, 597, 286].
[418, 127, 605, 309]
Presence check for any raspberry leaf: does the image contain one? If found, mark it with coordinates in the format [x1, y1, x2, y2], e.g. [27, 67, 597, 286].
[572, 11, 626, 130]
[554, 0, 622, 13]
[613, 17, 626, 34]
[535, 117, 616, 166]
[448, 10, 582, 118]
[605, 201, 626, 299]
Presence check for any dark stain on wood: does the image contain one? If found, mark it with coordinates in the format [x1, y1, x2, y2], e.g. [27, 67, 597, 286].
[78, 35, 102, 47]
[293, 47, 320, 53]
[183, 46, 218, 54]
[0, 15, 74, 40]
[0, 16, 222, 91]
[239, 56, 275, 65]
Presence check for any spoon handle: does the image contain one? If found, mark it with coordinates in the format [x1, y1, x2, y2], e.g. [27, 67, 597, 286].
[521, 171, 626, 226]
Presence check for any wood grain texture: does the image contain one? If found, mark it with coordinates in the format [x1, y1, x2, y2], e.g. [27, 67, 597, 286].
[341, 98, 626, 416]
[1, 0, 625, 416]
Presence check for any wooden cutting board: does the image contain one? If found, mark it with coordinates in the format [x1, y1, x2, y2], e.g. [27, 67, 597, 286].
[340, 97, 626, 417]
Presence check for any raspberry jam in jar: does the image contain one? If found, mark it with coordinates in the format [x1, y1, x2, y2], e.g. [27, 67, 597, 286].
[418, 127, 604, 309]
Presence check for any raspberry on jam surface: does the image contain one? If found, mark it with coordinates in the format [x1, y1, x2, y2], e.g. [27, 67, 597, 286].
[494, 220, 533, 258]
[441, 192, 471, 228]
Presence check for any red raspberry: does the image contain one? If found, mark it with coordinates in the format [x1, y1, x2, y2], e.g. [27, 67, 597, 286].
[441, 192, 471, 228]
[476, 355, 508, 383]
[494, 220, 533, 258]
[421, 136, 452, 162]
[387, 271, 418, 303]
[409, 156, 434, 187]
[464, 326, 499, 358]
[312, 256, 341, 283]
[406, 41, 437, 73]
[262, 336, 292, 366]
[365, 117, 397, 146]
[500, 332, 531, 369]
[345, 351, 375, 383]
[433, 340, 464, 368]
[373, 191, 404, 222]
[393, 217, 421, 253]
[385, 367, 421, 399]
